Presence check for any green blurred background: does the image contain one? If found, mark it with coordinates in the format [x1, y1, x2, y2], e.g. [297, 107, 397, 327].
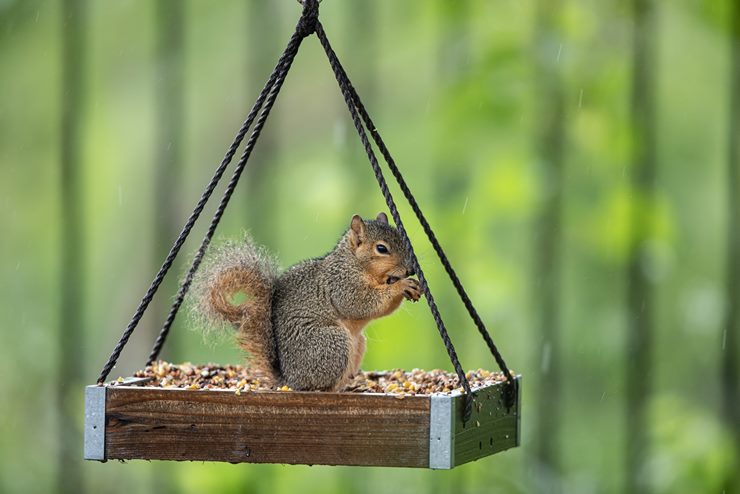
[1, 0, 738, 493]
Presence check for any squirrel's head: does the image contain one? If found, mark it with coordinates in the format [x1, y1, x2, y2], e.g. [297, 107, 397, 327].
[346, 212, 416, 285]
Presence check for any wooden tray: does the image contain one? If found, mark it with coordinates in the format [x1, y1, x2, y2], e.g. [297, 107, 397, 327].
[84, 375, 520, 469]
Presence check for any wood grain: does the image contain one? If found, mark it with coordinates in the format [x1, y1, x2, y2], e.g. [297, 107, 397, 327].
[99, 377, 521, 468]
[105, 388, 431, 467]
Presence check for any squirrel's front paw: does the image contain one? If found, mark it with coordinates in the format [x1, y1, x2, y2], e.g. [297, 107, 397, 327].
[400, 278, 421, 302]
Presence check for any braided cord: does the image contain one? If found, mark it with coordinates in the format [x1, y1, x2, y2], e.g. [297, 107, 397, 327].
[322, 38, 514, 388]
[146, 1, 320, 365]
[99, 0, 514, 422]
[96, 2, 318, 384]
[314, 22, 474, 421]
[146, 45, 299, 365]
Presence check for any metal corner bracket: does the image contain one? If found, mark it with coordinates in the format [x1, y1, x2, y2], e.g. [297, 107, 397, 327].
[84, 385, 106, 461]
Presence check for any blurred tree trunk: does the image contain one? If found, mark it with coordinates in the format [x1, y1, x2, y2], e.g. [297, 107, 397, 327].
[722, 1, 740, 492]
[151, 2, 185, 493]
[626, 1, 657, 493]
[437, 0, 470, 82]
[152, 0, 184, 367]
[243, 0, 279, 246]
[435, 1, 471, 232]
[341, 0, 377, 207]
[532, 1, 565, 491]
[58, 2, 86, 493]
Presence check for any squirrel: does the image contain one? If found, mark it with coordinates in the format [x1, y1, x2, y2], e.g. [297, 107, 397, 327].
[189, 212, 420, 391]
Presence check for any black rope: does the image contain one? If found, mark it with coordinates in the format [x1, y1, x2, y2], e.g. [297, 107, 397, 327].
[96, 1, 318, 384]
[146, 1, 320, 365]
[317, 30, 516, 392]
[314, 22, 475, 421]
[98, 0, 515, 424]
[147, 43, 304, 364]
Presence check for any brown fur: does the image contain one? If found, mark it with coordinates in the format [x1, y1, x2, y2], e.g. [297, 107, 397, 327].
[189, 214, 420, 391]
[187, 236, 278, 378]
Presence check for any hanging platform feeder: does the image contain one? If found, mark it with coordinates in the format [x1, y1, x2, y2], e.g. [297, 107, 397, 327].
[85, 368, 520, 468]
[84, 0, 521, 469]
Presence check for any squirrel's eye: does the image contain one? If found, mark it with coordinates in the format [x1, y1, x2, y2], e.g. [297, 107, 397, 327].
[375, 244, 389, 255]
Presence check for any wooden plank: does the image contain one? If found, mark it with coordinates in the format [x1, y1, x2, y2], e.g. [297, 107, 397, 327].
[93, 376, 522, 468]
[452, 376, 520, 466]
[105, 387, 431, 467]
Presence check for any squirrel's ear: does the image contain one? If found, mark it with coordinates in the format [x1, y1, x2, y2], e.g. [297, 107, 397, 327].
[376, 212, 389, 225]
[349, 214, 366, 250]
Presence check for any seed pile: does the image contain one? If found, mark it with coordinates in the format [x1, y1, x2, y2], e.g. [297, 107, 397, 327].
[342, 369, 505, 395]
[124, 361, 507, 396]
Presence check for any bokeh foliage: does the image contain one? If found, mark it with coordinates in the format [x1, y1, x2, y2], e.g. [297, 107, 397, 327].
[0, 1, 737, 493]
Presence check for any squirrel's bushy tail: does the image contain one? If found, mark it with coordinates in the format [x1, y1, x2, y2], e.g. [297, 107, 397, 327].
[188, 235, 279, 377]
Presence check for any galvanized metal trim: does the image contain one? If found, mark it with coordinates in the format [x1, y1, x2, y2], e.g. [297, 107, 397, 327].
[429, 394, 454, 469]
[515, 376, 522, 446]
[84, 385, 106, 460]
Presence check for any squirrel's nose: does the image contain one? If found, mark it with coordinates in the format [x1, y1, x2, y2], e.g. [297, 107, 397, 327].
[406, 268, 416, 277]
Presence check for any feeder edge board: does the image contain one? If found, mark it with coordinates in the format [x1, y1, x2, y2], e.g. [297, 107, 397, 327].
[84, 375, 520, 468]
